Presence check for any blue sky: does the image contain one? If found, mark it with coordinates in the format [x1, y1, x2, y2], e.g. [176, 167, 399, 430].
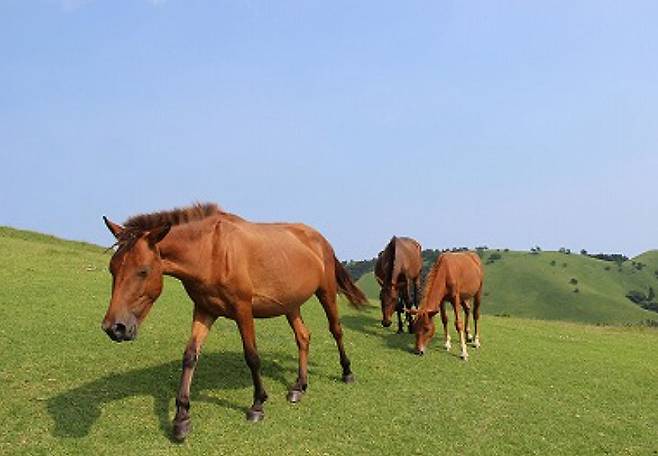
[1, 1, 657, 260]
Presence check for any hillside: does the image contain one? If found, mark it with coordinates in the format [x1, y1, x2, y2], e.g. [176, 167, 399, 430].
[356, 249, 658, 325]
[1, 227, 658, 454]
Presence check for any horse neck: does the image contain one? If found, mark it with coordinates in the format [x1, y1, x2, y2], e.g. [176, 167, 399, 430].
[420, 266, 447, 311]
[157, 224, 209, 282]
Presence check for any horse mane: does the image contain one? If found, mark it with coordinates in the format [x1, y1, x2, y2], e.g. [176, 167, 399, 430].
[123, 202, 222, 232]
[383, 236, 397, 285]
[110, 203, 223, 253]
[419, 253, 446, 310]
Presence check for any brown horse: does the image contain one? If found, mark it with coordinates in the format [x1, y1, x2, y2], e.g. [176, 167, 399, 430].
[100, 203, 367, 441]
[409, 252, 483, 360]
[374, 236, 422, 333]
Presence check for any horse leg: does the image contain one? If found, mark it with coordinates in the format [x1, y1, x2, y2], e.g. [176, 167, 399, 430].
[286, 310, 311, 403]
[451, 296, 468, 361]
[473, 289, 482, 348]
[396, 291, 405, 334]
[316, 288, 354, 383]
[440, 301, 451, 351]
[408, 277, 420, 334]
[234, 306, 268, 422]
[463, 298, 473, 343]
[172, 307, 215, 441]
[406, 279, 415, 333]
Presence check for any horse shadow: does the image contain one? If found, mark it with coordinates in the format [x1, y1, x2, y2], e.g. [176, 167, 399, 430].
[47, 350, 317, 441]
[340, 310, 415, 354]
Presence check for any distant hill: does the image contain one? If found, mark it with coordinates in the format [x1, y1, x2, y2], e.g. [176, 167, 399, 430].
[353, 248, 658, 326]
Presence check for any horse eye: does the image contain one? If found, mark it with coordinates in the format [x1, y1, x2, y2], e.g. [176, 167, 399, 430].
[137, 267, 149, 278]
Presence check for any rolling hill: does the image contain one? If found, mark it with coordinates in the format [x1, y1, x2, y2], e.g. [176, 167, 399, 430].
[357, 249, 658, 325]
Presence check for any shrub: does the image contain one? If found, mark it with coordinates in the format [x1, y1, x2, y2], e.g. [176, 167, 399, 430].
[550, 260, 556, 266]
[626, 290, 647, 304]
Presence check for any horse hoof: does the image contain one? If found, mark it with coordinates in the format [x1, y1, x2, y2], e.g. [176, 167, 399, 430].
[172, 418, 191, 442]
[246, 409, 265, 423]
[460, 353, 469, 361]
[287, 389, 304, 403]
[342, 373, 355, 384]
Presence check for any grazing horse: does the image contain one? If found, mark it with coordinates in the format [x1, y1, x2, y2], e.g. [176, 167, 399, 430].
[409, 252, 483, 360]
[374, 236, 422, 333]
[100, 203, 367, 441]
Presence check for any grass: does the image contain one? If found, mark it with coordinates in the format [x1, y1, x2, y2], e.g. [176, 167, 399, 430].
[357, 250, 658, 325]
[1, 227, 658, 455]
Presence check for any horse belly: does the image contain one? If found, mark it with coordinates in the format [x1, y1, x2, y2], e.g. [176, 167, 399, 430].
[251, 284, 317, 318]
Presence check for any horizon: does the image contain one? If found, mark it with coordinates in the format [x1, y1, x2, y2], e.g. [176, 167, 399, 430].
[2, 1, 657, 260]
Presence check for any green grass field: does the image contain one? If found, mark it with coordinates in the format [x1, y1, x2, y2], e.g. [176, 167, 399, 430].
[1, 227, 658, 455]
[357, 250, 658, 325]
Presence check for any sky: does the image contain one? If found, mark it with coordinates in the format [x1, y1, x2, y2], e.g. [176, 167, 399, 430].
[1, 0, 658, 260]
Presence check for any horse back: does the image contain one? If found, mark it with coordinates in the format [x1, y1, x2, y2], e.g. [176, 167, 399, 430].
[440, 252, 483, 297]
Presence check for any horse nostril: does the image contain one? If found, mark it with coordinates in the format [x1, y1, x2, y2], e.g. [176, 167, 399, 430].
[113, 322, 127, 337]
[382, 320, 392, 328]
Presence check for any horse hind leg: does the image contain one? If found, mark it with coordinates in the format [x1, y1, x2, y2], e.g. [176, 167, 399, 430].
[316, 288, 354, 383]
[286, 310, 311, 403]
[463, 298, 473, 343]
[406, 279, 415, 334]
[473, 289, 482, 348]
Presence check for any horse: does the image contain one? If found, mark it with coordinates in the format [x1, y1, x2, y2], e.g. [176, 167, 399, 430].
[408, 252, 483, 360]
[100, 203, 367, 441]
[374, 236, 422, 333]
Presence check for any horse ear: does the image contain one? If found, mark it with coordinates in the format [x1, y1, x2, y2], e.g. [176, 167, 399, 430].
[103, 216, 124, 239]
[405, 308, 419, 315]
[147, 224, 171, 245]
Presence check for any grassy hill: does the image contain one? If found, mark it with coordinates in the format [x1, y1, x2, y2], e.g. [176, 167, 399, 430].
[357, 249, 658, 325]
[1, 227, 658, 455]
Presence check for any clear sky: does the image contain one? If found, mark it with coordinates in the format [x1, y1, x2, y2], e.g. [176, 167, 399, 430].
[2, 1, 657, 260]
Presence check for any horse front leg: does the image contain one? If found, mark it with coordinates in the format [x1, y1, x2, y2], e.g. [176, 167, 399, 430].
[173, 307, 215, 442]
[451, 296, 468, 361]
[396, 295, 405, 334]
[440, 302, 451, 351]
[235, 307, 268, 422]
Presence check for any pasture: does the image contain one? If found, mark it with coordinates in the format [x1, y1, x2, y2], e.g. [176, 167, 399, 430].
[1, 227, 657, 455]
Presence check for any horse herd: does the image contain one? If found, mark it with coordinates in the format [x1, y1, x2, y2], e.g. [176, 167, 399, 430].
[100, 203, 484, 441]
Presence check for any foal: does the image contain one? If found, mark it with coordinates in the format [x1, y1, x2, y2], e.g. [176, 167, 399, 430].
[410, 252, 483, 360]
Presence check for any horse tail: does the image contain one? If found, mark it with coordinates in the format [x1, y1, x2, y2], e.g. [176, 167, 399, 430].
[334, 256, 369, 309]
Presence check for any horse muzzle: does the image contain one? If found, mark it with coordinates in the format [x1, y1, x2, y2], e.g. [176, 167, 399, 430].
[102, 316, 138, 342]
[381, 319, 392, 328]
